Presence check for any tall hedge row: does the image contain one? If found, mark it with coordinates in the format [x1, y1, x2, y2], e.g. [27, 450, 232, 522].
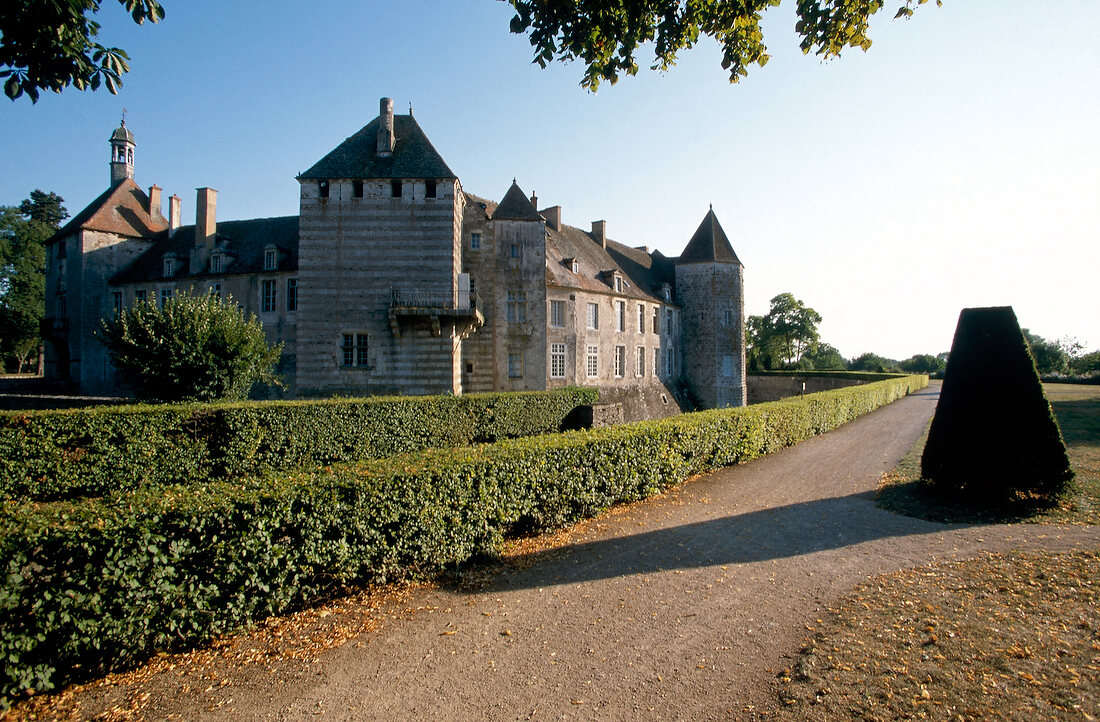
[0, 375, 924, 702]
[0, 387, 598, 501]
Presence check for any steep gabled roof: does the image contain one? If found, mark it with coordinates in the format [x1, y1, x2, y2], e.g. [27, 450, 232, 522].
[492, 181, 543, 221]
[544, 221, 675, 303]
[47, 179, 168, 244]
[675, 208, 741, 266]
[299, 115, 456, 180]
[111, 215, 299, 285]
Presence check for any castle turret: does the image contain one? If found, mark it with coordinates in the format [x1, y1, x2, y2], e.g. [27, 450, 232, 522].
[109, 120, 136, 186]
[674, 208, 746, 408]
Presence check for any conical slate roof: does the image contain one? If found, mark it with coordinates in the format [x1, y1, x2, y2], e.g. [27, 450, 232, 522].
[493, 181, 543, 221]
[675, 208, 741, 265]
[300, 114, 455, 180]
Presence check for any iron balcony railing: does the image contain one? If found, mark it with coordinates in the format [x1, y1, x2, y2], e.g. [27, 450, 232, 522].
[390, 288, 479, 313]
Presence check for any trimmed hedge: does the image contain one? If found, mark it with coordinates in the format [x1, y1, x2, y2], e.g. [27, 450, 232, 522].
[748, 370, 909, 382]
[0, 388, 598, 502]
[0, 374, 924, 702]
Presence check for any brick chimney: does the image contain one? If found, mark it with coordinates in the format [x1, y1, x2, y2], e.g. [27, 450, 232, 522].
[376, 97, 395, 157]
[169, 194, 181, 234]
[148, 185, 162, 220]
[544, 205, 562, 232]
[191, 188, 217, 273]
[592, 220, 607, 249]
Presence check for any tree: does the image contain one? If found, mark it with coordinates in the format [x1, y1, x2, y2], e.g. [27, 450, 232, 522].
[1021, 328, 1071, 376]
[748, 292, 822, 369]
[507, 0, 939, 91]
[800, 342, 847, 370]
[1, 0, 164, 103]
[898, 353, 945, 374]
[100, 293, 283, 402]
[0, 190, 67, 372]
[848, 352, 899, 373]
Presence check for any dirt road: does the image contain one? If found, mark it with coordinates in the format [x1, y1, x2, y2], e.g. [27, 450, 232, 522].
[43, 386, 1100, 720]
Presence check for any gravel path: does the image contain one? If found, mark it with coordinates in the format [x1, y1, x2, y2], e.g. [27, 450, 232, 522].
[50, 385, 1100, 720]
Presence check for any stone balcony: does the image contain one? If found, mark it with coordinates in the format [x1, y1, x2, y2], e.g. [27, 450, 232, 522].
[388, 288, 484, 338]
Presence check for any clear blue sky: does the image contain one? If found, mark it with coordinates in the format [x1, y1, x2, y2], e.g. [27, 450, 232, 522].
[2, 0, 1097, 360]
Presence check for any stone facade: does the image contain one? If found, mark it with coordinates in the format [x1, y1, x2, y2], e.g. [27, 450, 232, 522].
[42, 100, 747, 414]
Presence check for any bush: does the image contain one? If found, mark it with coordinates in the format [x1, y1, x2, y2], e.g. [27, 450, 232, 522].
[0, 375, 924, 702]
[921, 307, 1073, 502]
[100, 293, 283, 402]
[0, 387, 600, 502]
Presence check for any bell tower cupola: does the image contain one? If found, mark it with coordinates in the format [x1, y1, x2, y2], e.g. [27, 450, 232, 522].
[109, 117, 136, 186]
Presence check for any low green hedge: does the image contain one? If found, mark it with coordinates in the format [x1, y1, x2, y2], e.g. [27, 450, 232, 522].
[748, 370, 908, 382]
[0, 375, 925, 703]
[0, 387, 598, 502]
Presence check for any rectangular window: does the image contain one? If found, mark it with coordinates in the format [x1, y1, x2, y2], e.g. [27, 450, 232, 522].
[667, 348, 674, 378]
[654, 348, 661, 377]
[342, 334, 355, 367]
[264, 248, 277, 271]
[586, 345, 599, 378]
[391, 180, 402, 198]
[549, 299, 565, 327]
[722, 354, 735, 377]
[510, 244, 520, 258]
[586, 302, 599, 330]
[287, 278, 298, 312]
[211, 282, 222, 301]
[261, 279, 277, 312]
[653, 307, 660, 334]
[319, 180, 329, 198]
[342, 333, 370, 367]
[614, 345, 626, 378]
[508, 352, 523, 379]
[425, 179, 437, 198]
[723, 309, 733, 326]
[665, 309, 673, 334]
[615, 300, 625, 332]
[112, 291, 123, 315]
[163, 257, 175, 277]
[637, 346, 646, 376]
[211, 253, 223, 273]
[356, 333, 369, 366]
[506, 290, 527, 323]
[638, 304, 645, 333]
[550, 343, 566, 379]
[353, 179, 364, 198]
[614, 276, 623, 293]
[159, 288, 171, 308]
[470, 232, 481, 250]
[134, 289, 147, 304]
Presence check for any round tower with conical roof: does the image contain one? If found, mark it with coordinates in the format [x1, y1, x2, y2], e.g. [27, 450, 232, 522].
[674, 208, 746, 408]
[109, 119, 135, 186]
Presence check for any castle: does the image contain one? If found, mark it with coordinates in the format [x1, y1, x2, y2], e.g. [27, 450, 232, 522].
[42, 98, 746, 415]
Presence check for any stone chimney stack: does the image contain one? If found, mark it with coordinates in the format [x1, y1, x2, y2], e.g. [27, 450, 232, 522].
[192, 188, 217, 273]
[544, 206, 562, 232]
[376, 97, 395, 157]
[530, 190, 538, 209]
[148, 185, 162, 220]
[169, 194, 181, 234]
[592, 220, 607, 249]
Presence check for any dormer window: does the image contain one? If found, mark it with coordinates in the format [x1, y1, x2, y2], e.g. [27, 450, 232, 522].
[163, 256, 175, 277]
[614, 276, 624, 293]
[211, 252, 224, 273]
[572, 260, 579, 274]
[264, 247, 278, 271]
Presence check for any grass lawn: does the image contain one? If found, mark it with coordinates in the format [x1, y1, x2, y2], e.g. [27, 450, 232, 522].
[774, 382, 1100, 720]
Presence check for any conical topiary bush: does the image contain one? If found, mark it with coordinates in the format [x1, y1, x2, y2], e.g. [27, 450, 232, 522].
[921, 306, 1073, 503]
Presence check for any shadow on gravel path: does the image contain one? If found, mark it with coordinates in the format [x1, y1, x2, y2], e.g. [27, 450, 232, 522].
[483, 491, 962, 591]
